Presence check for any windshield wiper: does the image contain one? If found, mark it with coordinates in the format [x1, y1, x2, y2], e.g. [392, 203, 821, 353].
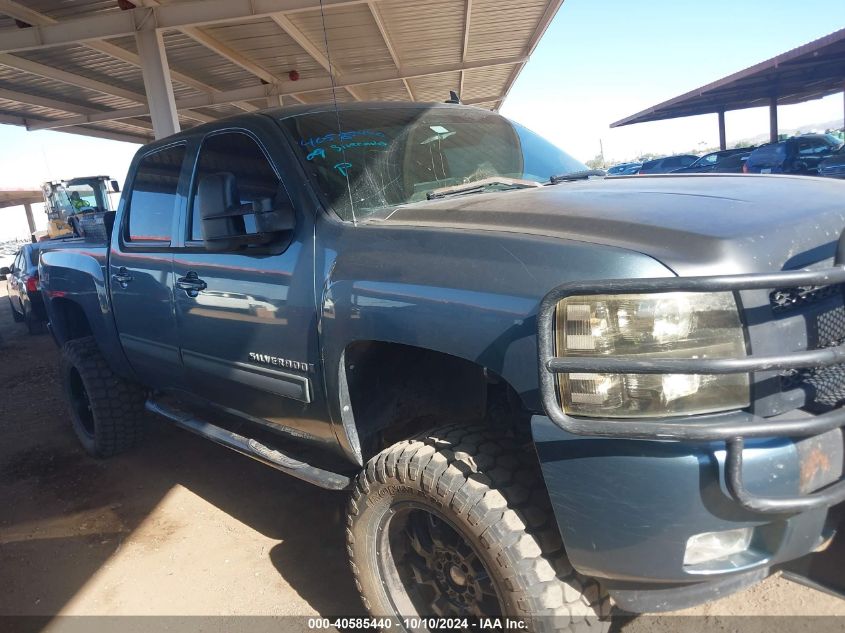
[549, 169, 606, 184]
[426, 176, 542, 200]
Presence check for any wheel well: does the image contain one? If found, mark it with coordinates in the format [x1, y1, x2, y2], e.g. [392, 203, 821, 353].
[343, 341, 530, 460]
[50, 298, 93, 343]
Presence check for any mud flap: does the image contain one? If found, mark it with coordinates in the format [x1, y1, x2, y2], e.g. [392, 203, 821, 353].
[777, 507, 845, 599]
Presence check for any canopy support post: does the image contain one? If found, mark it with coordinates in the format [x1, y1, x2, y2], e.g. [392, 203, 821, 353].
[24, 203, 36, 235]
[718, 110, 727, 150]
[769, 96, 779, 143]
[135, 28, 180, 139]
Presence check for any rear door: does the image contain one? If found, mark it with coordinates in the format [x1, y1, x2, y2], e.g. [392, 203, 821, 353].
[9, 250, 25, 313]
[171, 127, 324, 442]
[109, 142, 188, 390]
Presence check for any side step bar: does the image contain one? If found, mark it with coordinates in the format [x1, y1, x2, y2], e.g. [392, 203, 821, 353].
[145, 399, 353, 491]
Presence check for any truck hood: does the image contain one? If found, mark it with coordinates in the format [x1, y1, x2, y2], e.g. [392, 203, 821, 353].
[375, 174, 845, 276]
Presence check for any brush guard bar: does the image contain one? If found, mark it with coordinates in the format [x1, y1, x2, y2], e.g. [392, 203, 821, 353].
[537, 265, 845, 514]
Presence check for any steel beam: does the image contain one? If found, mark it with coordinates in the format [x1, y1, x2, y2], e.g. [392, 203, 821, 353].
[718, 110, 726, 150]
[23, 202, 36, 234]
[270, 13, 360, 101]
[0, 0, 216, 96]
[0, 111, 149, 144]
[769, 95, 779, 143]
[180, 25, 280, 85]
[0, 0, 369, 54]
[135, 29, 180, 138]
[0, 53, 146, 104]
[26, 56, 526, 131]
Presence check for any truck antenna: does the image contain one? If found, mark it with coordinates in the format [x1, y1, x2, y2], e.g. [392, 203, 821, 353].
[318, 0, 357, 226]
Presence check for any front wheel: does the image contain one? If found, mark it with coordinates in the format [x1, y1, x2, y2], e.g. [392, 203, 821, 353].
[347, 426, 609, 632]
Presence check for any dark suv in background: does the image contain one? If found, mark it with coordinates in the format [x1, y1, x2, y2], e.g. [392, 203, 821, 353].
[1, 243, 47, 334]
[606, 161, 642, 176]
[819, 145, 845, 179]
[638, 154, 699, 174]
[744, 134, 841, 175]
[672, 148, 753, 174]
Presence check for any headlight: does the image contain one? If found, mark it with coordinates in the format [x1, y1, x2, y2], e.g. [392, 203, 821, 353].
[555, 292, 749, 418]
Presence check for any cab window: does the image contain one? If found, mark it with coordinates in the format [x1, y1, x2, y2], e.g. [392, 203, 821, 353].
[126, 144, 186, 243]
[189, 132, 285, 243]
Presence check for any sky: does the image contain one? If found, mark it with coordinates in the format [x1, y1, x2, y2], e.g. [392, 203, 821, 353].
[1, 0, 844, 240]
[501, 0, 845, 162]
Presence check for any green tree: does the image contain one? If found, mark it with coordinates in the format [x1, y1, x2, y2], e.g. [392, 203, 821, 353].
[585, 155, 606, 170]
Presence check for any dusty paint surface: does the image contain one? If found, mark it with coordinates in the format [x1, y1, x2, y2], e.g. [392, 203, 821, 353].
[0, 285, 842, 632]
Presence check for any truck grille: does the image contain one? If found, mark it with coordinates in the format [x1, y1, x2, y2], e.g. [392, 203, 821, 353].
[778, 296, 845, 412]
[770, 283, 843, 313]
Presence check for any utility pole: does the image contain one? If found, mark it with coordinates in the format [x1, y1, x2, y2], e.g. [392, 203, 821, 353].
[599, 139, 605, 167]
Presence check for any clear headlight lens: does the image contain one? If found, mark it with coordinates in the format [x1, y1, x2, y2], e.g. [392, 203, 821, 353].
[555, 292, 749, 418]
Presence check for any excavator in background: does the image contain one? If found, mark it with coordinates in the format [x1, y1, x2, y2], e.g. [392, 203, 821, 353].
[40, 176, 120, 241]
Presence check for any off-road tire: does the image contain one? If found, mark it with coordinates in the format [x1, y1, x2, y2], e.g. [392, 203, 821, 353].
[60, 336, 146, 457]
[9, 297, 24, 322]
[347, 425, 610, 632]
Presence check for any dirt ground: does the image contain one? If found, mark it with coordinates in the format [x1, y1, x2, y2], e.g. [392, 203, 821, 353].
[0, 285, 842, 633]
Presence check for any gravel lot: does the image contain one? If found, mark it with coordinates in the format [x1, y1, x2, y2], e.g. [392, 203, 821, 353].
[0, 284, 842, 633]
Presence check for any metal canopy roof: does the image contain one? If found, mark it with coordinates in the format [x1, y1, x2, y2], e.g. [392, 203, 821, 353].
[611, 27, 845, 128]
[0, 0, 563, 144]
[0, 187, 41, 209]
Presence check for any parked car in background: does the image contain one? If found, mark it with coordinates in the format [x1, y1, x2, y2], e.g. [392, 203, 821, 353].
[819, 146, 845, 179]
[672, 148, 752, 173]
[744, 134, 842, 175]
[638, 154, 699, 174]
[1, 243, 46, 334]
[606, 162, 642, 176]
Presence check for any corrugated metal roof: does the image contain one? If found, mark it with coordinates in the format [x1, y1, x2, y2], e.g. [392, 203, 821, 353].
[612, 27, 845, 128]
[0, 0, 563, 144]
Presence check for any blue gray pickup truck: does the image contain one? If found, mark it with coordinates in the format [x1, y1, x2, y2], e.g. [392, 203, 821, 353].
[39, 102, 843, 630]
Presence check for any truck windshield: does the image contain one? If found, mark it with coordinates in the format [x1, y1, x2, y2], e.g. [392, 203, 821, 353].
[278, 106, 584, 222]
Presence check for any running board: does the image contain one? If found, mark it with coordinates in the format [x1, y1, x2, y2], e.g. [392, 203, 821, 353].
[145, 399, 353, 491]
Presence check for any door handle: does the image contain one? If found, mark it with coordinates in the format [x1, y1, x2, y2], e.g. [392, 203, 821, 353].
[176, 272, 207, 297]
[111, 267, 133, 288]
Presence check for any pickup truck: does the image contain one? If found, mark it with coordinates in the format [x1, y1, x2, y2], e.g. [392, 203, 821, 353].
[40, 102, 844, 629]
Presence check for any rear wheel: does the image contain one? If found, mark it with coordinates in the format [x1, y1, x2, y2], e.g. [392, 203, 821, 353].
[60, 336, 146, 457]
[347, 425, 610, 632]
[9, 297, 24, 322]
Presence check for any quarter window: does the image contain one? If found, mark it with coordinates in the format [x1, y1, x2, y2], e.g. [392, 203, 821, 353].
[189, 132, 284, 242]
[127, 144, 186, 243]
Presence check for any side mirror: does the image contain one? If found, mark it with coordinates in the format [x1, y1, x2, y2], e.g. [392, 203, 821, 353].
[110, 180, 120, 193]
[198, 172, 295, 253]
[0, 266, 10, 281]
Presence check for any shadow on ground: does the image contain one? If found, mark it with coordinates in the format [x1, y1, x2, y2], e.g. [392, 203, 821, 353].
[0, 287, 363, 621]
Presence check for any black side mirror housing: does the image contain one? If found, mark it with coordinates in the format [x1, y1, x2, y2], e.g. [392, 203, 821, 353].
[110, 180, 121, 193]
[198, 172, 295, 253]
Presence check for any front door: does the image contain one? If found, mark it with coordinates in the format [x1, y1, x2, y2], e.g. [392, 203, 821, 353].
[172, 130, 325, 443]
[109, 142, 187, 390]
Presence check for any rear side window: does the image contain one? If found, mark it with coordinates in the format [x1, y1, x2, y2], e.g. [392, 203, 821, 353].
[189, 132, 283, 242]
[127, 144, 186, 243]
[748, 144, 785, 166]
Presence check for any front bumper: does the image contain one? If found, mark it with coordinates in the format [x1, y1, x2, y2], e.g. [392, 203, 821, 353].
[533, 262, 845, 609]
[532, 415, 840, 589]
